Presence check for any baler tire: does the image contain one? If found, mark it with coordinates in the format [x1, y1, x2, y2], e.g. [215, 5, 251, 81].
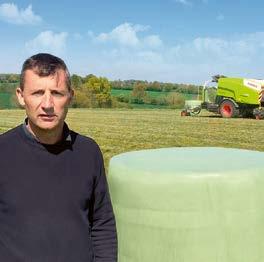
[219, 100, 239, 118]
[255, 115, 262, 120]
[181, 110, 187, 116]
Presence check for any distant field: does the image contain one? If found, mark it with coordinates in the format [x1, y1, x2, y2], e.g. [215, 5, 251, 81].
[111, 89, 196, 99]
[0, 83, 16, 108]
[1, 109, 264, 171]
[0, 83, 17, 88]
[0, 88, 195, 109]
[0, 93, 12, 108]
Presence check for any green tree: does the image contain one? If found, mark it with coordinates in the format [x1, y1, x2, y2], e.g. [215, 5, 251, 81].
[152, 81, 161, 91]
[166, 92, 185, 109]
[131, 83, 147, 104]
[7, 74, 20, 83]
[83, 76, 112, 107]
[163, 83, 173, 92]
[71, 90, 92, 108]
[71, 74, 83, 89]
[83, 74, 96, 83]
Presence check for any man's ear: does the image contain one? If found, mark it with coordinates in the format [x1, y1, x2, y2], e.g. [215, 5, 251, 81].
[16, 87, 25, 107]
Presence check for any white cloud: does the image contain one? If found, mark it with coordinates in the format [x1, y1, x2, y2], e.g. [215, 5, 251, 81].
[87, 30, 94, 38]
[216, 13, 224, 21]
[133, 24, 151, 32]
[136, 51, 163, 63]
[84, 31, 264, 83]
[95, 23, 148, 47]
[25, 31, 68, 55]
[143, 35, 163, 48]
[92, 22, 163, 50]
[174, 0, 208, 6]
[160, 32, 264, 82]
[0, 3, 42, 25]
[73, 33, 83, 40]
[172, 34, 261, 62]
[174, 0, 192, 6]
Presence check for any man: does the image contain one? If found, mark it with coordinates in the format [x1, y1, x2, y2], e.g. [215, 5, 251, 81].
[0, 53, 117, 261]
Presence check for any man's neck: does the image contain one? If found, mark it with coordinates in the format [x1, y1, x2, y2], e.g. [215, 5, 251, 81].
[26, 120, 63, 145]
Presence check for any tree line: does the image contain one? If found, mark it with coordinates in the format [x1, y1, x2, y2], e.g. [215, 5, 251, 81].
[71, 74, 200, 108]
[0, 74, 20, 83]
[111, 79, 200, 94]
[0, 73, 201, 109]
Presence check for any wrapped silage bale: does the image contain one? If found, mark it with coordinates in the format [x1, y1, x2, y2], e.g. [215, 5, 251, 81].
[108, 147, 264, 262]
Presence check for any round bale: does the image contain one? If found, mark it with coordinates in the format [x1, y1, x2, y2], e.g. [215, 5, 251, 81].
[108, 147, 264, 262]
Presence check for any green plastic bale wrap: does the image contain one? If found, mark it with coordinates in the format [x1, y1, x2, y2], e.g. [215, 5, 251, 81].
[108, 147, 264, 262]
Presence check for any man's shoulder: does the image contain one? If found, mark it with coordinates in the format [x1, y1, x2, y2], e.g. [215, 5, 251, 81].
[70, 130, 102, 154]
[0, 125, 22, 155]
[0, 125, 22, 143]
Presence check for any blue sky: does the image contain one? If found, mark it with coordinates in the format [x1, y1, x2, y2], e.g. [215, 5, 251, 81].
[0, 0, 264, 84]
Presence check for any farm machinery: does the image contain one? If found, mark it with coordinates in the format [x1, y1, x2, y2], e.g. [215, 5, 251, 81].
[181, 75, 264, 119]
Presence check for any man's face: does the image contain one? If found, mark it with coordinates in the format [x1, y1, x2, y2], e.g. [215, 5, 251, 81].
[16, 69, 73, 132]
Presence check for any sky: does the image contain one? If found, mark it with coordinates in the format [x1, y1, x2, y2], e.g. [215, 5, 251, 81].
[0, 0, 264, 84]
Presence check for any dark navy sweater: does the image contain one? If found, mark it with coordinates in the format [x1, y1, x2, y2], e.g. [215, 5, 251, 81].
[0, 124, 117, 262]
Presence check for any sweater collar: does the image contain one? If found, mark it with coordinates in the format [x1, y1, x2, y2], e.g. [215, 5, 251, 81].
[22, 118, 72, 145]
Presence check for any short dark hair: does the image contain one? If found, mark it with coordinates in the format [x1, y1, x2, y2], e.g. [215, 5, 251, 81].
[20, 53, 71, 90]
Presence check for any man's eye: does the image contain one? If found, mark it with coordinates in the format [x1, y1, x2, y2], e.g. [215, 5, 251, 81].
[52, 91, 64, 97]
[32, 91, 43, 96]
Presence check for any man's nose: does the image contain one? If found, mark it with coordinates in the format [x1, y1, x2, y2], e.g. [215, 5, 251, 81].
[41, 93, 54, 109]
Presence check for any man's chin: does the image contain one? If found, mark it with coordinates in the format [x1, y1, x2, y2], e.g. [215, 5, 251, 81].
[27, 117, 64, 133]
[35, 120, 62, 132]
[38, 123, 60, 131]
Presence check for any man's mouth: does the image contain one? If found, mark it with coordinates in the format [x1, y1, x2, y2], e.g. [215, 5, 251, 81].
[39, 114, 56, 120]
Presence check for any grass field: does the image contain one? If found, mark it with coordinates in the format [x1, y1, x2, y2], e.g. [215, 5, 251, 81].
[1, 108, 264, 171]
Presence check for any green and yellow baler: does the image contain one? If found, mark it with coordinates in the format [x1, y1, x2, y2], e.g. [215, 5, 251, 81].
[201, 75, 264, 119]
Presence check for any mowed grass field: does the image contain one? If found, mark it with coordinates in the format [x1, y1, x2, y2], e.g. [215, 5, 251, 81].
[0, 108, 264, 172]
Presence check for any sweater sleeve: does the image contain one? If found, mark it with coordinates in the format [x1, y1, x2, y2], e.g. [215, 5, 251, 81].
[89, 148, 118, 262]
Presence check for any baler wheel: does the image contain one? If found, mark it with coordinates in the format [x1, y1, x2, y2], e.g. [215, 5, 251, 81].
[219, 100, 239, 118]
[181, 110, 187, 116]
